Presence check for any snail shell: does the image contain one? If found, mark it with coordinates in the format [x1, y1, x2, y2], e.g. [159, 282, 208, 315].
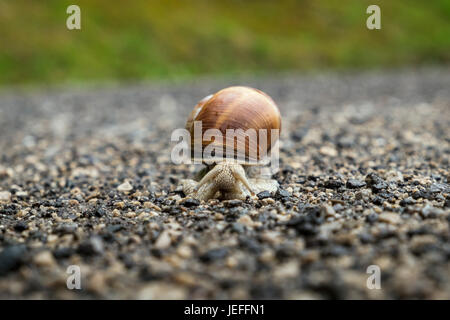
[186, 86, 281, 164]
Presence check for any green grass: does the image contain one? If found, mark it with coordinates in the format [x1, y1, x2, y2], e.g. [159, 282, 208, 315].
[0, 0, 449, 86]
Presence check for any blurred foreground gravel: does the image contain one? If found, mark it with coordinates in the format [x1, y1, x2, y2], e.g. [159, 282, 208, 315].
[0, 68, 449, 299]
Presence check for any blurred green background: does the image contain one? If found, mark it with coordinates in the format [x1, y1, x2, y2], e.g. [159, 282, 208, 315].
[0, 0, 449, 86]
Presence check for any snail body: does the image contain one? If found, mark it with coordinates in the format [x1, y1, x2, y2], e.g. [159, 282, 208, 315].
[182, 86, 281, 200]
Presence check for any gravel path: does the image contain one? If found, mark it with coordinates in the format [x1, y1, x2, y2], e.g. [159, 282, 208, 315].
[0, 68, 449, 299]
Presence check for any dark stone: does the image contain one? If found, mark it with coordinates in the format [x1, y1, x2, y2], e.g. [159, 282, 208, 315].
[139, 266, 160, 281]
[322, 245, 348, 257]
[274, 246, 296, 262]
[346, 179, 366, 189]
[219, 279, 234, 290]
[429, 183, 449, 193]
[324, 179, 343, 189]
[421, 204, 442, 218]
[102, 232, 116, 243]
[372, 182, 388, 192]
[53, 247, 74, 259]
[412, 190, 432, 200]
[284, 201, 294, 208]
[305, 181, 316, 187]
[400, 197, 415, 206]
[365, 173, 387, 192]
[378, 192, 395, 201]
[168, 207, 182, 216]
[372, 196, 384, 205]
[412, 191, 421, 199]
[445, 197, 450, 208]
[257, 191, 272, 200]
[376, 229, 397, 240]
[431, 174, 442, 181]
[250, 283, 283, 299]
[118, 253, 135, 269]
[192, 212, 209, 220]
[14, 221, 28, 232]
[223, 200, 243, 208]
[199, 248, 228, 263]
[349, 114, 372, 125]
[95, 206, 107, 217]
[286, 214, 319, 236]
[181, 198, 200, 207]
[195, 221, 210, 231]
[150, 248, 163, 258]
[296, 176, 307, 184]
[359, 233, 374, 244]
[275, 188, 291, 200]
[407, 226, 432, 238]
[0, 204, 18, 215]
[0, 245, 26, 276]
[305, 206, 325, 224]
[291, 128, 308, 142]
[231, 222, 245, 234]
[366, 213, 378, 223]
[281, 166, 294, 175]
[238, 236, 261, 254]
[257, 211, 274, 223]
[77, 236, 104, 256]
[54, 223, 78, 235]
[106, 224, 125, 233]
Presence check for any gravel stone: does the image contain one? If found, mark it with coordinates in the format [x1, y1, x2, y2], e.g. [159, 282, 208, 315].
[33, 250, 56, 267]
[200, 248, 228, 263]
[0, 191, 11, 203]
[77, 236, 104, 256]
[13, 221, 28, 232]
[378, 212, 402, 225]
[346, 179, 367, 189]
[324, 179, 344, 189]
[181, 198, 200, 208]
[117, 181, 133, 192]
[257, 191, 272, 200]
[365, 173, 388, 192]
[430, 183, 449, 193]
[0, 245, 26, 276]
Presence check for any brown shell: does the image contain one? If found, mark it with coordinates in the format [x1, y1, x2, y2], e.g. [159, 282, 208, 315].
[186, 86, 281, 163]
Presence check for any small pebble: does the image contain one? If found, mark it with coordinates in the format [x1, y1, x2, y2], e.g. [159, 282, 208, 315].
[257, 191, 272, 200]
[33, 251, 56, 267]
[199, 248, 228, 263]
[117, 181, 133, 192]
[181, 198, 200, 208]
[346, 179, 366, 189]
[378, 212, 401, 224]
[154, 230, 171, 249]
[0, 191, 11, 203]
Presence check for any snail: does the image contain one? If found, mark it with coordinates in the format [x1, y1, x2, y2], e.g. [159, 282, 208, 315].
[181, 86, 282, 201]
